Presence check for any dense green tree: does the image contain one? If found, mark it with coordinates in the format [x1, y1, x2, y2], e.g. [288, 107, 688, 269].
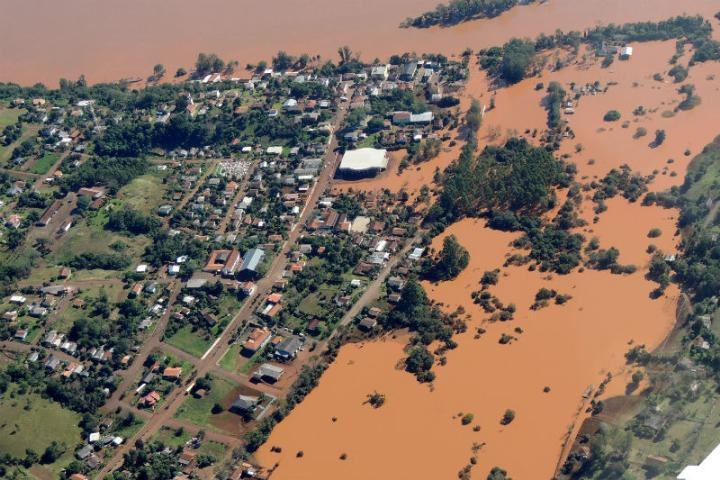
[107, 207, 161, 236]
[405, 346, 434, 374]
[424, 234, 470, 281]
[500, 38, 536, 84]
[195, 53, 224, 76]
[404, 0, 526, 28]
[487, 467, 511, 480]
[272, 51, 296, 71]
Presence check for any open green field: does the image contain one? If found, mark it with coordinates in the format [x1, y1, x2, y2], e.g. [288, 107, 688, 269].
[0, 107, 24, 128]
[622, 382, 719, 479]
[48, 215, 150, 266]
[29, 153, 60, 175]
[0, 391, 81, 467]
[298, 284, 340, 316]
[219, 343, 242, 371]
[165, 325, 213, 358]
[0, 124, 39, 163]
[174, 376, 239, 431]
[53, 283, 124, 331]
[117, 173, 169, 215]
[112, 416, 145, 440]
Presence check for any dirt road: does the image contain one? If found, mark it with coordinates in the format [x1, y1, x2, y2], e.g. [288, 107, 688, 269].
[102, 281, 181, 413]
[332, 233, 422, 337]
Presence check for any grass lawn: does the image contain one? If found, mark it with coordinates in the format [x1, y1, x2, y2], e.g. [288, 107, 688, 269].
[217, 295, 242, 322]
[357, 132, 380, 148]
[174, 376, 238, 430]
[48, 216, 150, 266]
[0, 124, 39, 164]
[0, 107, 24, 128]
[683, 137, 720, 202]
[117, 174, 168, 215]
[112, 416, 145, 440]
[239, 348, 267, 375]
[29, 153, 60, 175]
[151, 426, 229, 459]
[165, 325, 213, 358]
[298, 284, 340, 316]
[0, 391, 81, 468]
[219, 343, 242, 372]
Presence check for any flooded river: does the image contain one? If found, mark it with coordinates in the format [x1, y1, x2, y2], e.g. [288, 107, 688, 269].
[1, 0, 718, 86]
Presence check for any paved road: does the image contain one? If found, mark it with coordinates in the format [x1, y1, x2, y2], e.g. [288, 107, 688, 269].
[94, 100, 350, 479]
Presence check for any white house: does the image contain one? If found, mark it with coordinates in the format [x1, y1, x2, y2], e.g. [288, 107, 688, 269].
[371, 65, 389, 80]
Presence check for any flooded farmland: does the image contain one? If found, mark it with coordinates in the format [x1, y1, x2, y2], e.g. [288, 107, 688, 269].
[257, 22, 720, 480]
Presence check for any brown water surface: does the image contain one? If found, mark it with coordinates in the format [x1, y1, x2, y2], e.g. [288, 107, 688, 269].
[257, 216, 679, 479]
[1, 0, 718, 85]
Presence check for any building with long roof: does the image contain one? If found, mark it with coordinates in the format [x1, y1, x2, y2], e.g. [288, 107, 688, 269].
[337, 148, 389, 179]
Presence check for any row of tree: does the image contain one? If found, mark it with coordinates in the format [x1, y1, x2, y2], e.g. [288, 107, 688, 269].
[402, 0, 531, 28]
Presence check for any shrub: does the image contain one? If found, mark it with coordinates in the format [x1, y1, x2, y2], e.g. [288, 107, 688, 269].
[366, 392, 386, 408]
[603, 110, 621, 122]
[647, 228, 662, 238]
[501, 409, 516, 425]
[461, 413, 474, 425]
[633, 127, 647, 139]
[481, 270, 499, 286]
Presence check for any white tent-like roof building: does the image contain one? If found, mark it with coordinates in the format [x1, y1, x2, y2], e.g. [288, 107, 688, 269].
[337, 148, 389, 179]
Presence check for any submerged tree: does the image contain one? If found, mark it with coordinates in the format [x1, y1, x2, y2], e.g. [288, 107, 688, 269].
[424, 234, 470, 281]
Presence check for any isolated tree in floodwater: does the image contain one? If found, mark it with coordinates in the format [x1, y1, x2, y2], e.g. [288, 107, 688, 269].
[501, 409, 516, 425]
[500, 38, 535, 84]
[337, 45, 355, 66]
[153, 64, 165, 79]
[487, 466, 511, 480]
[424, 234, 470, 281]
[652, 129, 666, 147]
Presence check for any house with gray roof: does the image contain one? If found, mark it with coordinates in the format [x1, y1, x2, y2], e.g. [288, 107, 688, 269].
[230, 395, 259, 413]
[274, 336, 302, 361]
[241, 248, 265, 275]
[253, 363, 285, 383]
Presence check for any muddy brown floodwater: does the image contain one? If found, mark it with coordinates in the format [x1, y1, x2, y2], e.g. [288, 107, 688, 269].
[1, 0, 718, 86]
[257, 27, 720, 480]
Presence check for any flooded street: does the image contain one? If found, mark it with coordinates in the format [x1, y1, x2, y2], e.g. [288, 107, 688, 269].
[1, 0, 718, 85]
